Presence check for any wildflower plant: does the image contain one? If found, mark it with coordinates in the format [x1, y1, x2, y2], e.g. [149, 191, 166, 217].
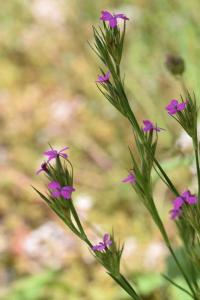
[35, 10, 200, 300]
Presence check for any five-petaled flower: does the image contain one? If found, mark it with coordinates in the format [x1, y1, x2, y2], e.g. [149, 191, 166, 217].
[100, 10, 129, 28]
[44, 146, 69, 162]
[36, 162, 48, 175]
[170, 190, 198, 220]
[96, 71, 110, 83]
[92, 233, 112, 251]
[166, 99, 187, 115]
[142, 120, 161, 132]
[48, 181, 75, 200]
[122, 172, 136, 184]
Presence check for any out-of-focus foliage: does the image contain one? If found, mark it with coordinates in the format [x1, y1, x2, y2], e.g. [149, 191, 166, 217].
[0, 0, 199, 299]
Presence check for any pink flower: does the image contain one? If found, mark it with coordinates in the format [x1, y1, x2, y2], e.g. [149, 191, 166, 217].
[92, 233, 112, 251]
[122, 173, 136, 184]
[48, 181, 75, 200]
[96, 71, 110, 83]
[100, 10, 129, 28]
[44, 146, 69, 162]
[142, 120, 161, 132]
[166, 99, 187, 115]
[169, 190, 198, 220]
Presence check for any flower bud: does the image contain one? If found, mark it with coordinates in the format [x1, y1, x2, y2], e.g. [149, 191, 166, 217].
[165, 54, 185, 76]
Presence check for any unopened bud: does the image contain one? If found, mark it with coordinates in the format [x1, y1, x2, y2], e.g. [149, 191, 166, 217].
[165, 54, 185, 76]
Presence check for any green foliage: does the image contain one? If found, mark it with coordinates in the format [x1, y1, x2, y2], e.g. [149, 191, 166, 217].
[1, 270, 58, 300]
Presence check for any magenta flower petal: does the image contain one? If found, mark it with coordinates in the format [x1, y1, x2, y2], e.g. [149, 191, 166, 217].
[186, 195, 198, 205]
[92, 233, 112, 252]
[143, 120, 154, 132]
[100, 10, 129, 28]
[122, 173, 136, 184]
[182, 190, 198, 205]
[100, 10, 113, 21]
[170, 189, 198, 220]
[48, 181, 61, 190]
[177, 102, 187, 111]
[171, 99, 179, 106]
[109, 18, 117, 28]
[92, 243, 106, 251]
[170, 208, 182, 220]
[114, 13, 129, 20]
[61, 186, 75, 199]
[181, 190, 190, 199]
[142, 120, 161, 132]
[173, 197, 184, 210]
[166, 99, 187, 115]
[103, 233, 112, 247]
[96, 71, 110, 83]
[59, 146, 69, 153]
[51, 190, 61, 198]
[44, 150, 57, 156]
[43, 146, 69, 162]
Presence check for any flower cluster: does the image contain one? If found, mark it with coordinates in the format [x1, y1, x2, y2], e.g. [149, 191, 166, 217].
[37, 146, 69, 174]
[35, 146, 123, 286]
[37, 146, 75, 200]
[170, 190, 198, 219]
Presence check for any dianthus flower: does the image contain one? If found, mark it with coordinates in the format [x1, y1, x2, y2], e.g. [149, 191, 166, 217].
[96, 71, 110, 83]
[100, 10, 129, 28]
[170, 190, 198, 220]
[48, 181, 75, 200]
[44, 146, 69, 162]
[142, 120, 161, 132]
[122, 172, 136, 184]
[92, 233, 112, 251]
[166, 99, 187, 115]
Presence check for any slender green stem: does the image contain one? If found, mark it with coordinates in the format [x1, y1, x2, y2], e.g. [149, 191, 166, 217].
[69, 201, 92, 246]
[122, 82, 195, 297]
[193, 137, 200, 200]
[153, 158, 179, 196]
[148, 196, 197, 299]
[109, 273, 142, 300]
[178, 75, 188, 97]
[162, 274, 194, 298]
[168, 245, 197, 299]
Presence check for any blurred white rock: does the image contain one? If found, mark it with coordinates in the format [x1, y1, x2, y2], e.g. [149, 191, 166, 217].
[31, 0, 66, 25]
[144, 241, 167, 270]
[123, 237, 138, 259]
[74, 194, 93, 219]
[23, 221, 77, 269]
[176, 130, 192, 151]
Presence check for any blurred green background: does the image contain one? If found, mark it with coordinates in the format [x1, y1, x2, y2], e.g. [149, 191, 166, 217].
[0, 0, 199, 299]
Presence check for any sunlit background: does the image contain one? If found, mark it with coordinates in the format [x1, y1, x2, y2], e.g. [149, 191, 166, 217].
[0, 0, 199, 299]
